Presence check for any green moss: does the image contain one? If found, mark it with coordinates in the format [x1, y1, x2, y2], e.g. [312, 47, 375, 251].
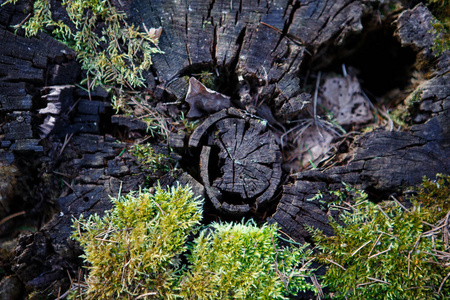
[311, 175, 450, 299]
[179, 220, 314, 299]
[71, 185, 203, 299]
[411, 173, 450, 223]
[71, 186, 316, 299]
[131, 143, 174, 173]
[428, 0, 450, 55]
[197, 71, 216, 89]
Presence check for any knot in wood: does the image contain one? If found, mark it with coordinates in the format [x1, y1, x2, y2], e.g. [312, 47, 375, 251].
[189, 108, 282, 215]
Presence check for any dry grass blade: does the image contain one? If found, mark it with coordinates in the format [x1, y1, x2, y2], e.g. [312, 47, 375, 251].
[325, 258, 346, 270]
[377, 205, 391, 221]
[368, 243, 392, 259]
[368, 233, 383, 257]
[313, 71, 321, 126]
[0, 211, 26, 226]
[59, 133, 74, 157]
[136, 292, 158, 299]
[366, 277, 391, 285]
[423, 224, 447, 236]
[280, 119, 313, 149]
[351, 240, 372, 257]
[407, 249, 412, 277]
[439, 271, 450, 294]
[310, 274, 324, 299]
[444, 212, 450, 249]
[390, 195, 410, 212]
[55, 270, 76, 300]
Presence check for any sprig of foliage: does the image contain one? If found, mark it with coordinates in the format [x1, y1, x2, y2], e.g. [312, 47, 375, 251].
[71, 185, 203, 299]
[179, 111, 199, 133]
[131, 143, 175, 173]
[311, 175, 450, 299]
[179, 220, 314, 299]
[428, 0, 450, 55]
[4, 0, 162, 113]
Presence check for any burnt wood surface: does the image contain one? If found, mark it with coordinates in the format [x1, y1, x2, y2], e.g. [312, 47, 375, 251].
[0, 0, 448, 298]
[190, 108, 282, 214]
[270, 4, 450, 243]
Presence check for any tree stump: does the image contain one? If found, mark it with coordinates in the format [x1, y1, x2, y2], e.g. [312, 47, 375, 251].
[0, 0, 449, 298]
[189, 108, 281, 214]
[270, 3, 450, 243]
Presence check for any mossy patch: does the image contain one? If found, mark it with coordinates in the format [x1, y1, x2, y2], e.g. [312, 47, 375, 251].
[310, 174, 450, 299]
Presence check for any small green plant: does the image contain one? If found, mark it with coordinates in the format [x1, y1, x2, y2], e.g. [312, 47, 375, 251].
[310, 175, 450, 299]
[179, 112, 199, 133]
[179, 220, 314, 299]
[71, 185, 203, 299]
[196, 71, 216, 89]
[131, 143, 174, 173]
[428, 0, 450, 55]
[389, 88, 423, 127]
[4, 0, 162, 114]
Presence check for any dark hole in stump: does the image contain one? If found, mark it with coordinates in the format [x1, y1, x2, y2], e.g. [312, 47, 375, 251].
[304, 16, 417, 99]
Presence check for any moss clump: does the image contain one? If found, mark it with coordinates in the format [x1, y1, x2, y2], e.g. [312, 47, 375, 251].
[71, 185, 203, 299]
[179, 220, 314, 299]
[428, 0, 450, 55]
[412, 173, 450, 223]
[71, 186, 315, 299]
[311, 174, 450, 299]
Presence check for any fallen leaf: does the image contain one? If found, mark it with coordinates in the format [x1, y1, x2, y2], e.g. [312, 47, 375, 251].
[148, 27, 163, 40]
[296, 126, 334, 168]
[185, 77, 231, 118]
[320, 76, 373, 125]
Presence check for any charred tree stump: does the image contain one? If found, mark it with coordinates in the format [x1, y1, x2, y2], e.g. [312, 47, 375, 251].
[189, 108, 281, 214]
[0, 0, 449, 298]
[270, 4, 450, 243]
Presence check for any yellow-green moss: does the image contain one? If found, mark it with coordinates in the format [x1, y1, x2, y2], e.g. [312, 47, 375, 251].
[179, 220, 314, 299]
[311, 174, 450, 299]
[71, 186, 316, 299]
[71, 185, 203, 299]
